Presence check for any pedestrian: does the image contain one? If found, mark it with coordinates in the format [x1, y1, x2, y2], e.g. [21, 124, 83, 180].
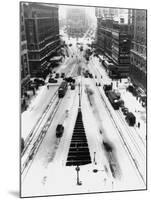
[138, 122, 140, 128]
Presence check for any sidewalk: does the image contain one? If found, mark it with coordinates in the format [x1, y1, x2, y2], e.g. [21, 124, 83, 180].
[91, 56, 147, 142]
[21, 85, 58, 140]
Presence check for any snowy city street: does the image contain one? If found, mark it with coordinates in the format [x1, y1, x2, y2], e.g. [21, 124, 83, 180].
[20, 3, 147, 198]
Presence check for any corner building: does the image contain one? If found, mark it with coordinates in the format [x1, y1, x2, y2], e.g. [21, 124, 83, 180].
[23, 3, 60, 77]
[95, 8, 131, 78]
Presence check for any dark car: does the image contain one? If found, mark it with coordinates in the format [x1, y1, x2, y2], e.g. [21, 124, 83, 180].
[56, 124, 64, 138]
[71, 84, 75, 90]
[34, 78, 45, 86]
[118, 100, 124, 107]
[89, 73, 93, 78]
[84, 74, 89, 78]
[49, 78, 58, 83]
[65, 77, 75, 83]
[125, 112, 136, 126]
[55, 73, 59, 78]
[121, 107, 129, 115]
[61, 72, 65, 78]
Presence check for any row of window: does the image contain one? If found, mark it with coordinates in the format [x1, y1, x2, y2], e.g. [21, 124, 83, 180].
[136, 14, 146, 21]
[130, 54, 146, 71]
[132, 43, 146, 55]
[135, 36, 146, 45]
[39, 35, 59, 49]
[119, 57, 130, 64]
[136, 25, 146, 32]
[28, 41, 59, 60]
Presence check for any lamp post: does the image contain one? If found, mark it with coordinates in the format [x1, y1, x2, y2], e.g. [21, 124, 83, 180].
[78, 82, 81, 109]
[75, 165, 82, 185]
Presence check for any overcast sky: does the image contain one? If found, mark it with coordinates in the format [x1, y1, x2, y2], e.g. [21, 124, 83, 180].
[59, 4, 96, 21]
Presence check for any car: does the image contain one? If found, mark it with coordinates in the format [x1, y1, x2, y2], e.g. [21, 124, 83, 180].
[71, 84, 75, 90]
[118, 100, 124, 107]
[33, 78, 45, 85]
[89, 73, 93, 78]
[61, 72, 65, 78]
[121, 107, 129, 115]
[48, 78, 58, 83]
[56, 124, 64, 138]
[55, 73, 59, 78]
[84, 74, 88, 78]
[125, 112, 136, 126]
[65, 77, 75, 83]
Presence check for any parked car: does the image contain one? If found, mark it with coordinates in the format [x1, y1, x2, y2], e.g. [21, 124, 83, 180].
[34, 78, 45, 86]
[55, 73, 59, 78]
[121, 107, 129, 115]
[118, 100, 124, 107]
[125, 112, 136, 126]
[61, 72, 65, 78]
[89, 73, 93, 78]
[49, 78, 58, 83]
[71, 84, 75, 90]
[65, 76, 75, 83]
[56, 124, 64, 138]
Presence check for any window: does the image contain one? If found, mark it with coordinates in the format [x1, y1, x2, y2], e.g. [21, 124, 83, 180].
[120, 18, 124, 24]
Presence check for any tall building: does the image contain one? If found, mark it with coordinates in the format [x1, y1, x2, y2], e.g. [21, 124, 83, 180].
[21, 3, 30, 96]
[111, 23, 131, 77]
[66, 7, 88, 37]
[22, 2, 60, 77]
[95, 7, 131, 78]
[130, 10, 147, 91]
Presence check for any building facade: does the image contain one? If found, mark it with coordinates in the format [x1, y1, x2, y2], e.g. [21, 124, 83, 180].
[22, 3, 60, 77]
[21, 3, 30, 96]
[95, 8, 131, 78]
[130, 10, 147, 91]
[111, 23, 131, 77]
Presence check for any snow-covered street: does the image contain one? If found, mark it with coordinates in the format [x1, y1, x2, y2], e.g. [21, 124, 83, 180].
[21, 32, 146, 197]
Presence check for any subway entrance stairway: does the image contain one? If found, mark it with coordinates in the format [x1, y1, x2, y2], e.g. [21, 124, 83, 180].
[66, 108, 91, 166]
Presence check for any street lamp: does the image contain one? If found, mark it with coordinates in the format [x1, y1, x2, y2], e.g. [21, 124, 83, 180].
[78, 83, 81, 108]
[75, 165, 82, 185]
